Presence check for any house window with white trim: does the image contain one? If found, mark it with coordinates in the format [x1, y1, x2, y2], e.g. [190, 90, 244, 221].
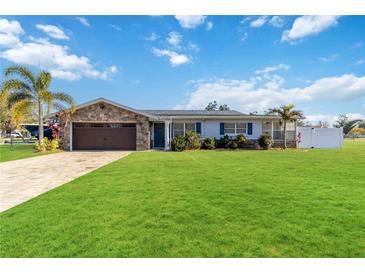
[185, 123, 196, 133]
[224, 122, 248, 135]
[236, 122, 247, 134]
[173, 123, 184, 137]
[224, 123, 235, 134]
[173, 122, 197, 137]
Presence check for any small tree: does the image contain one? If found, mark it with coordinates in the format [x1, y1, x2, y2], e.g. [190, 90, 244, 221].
[348, 127, 365, 138]
[268, 104, 305, 149]
[333, 114, 348, 128]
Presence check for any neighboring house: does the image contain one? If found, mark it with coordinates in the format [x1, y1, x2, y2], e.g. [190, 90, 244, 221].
[48, 98, 297, 151]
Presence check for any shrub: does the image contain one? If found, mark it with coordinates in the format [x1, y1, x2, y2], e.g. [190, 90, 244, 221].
[235, 134, 248, 148]
[258, 134, 273, 150]
[227, 140, 238, 149]
[34, 141, 46, 152]
[34, 137, 59, 152]
[202, 137, 216, 149]
[49, 139, 59, 150]
[217, 135, 231, 148]
[171, 135, 186, 152]
[184, 130, 202, 150]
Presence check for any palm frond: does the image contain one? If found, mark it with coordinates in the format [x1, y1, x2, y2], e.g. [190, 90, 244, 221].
[8, 91, 33, 107]
[2, 79, 32, 94]
[4, 65, 36, 88]
[52, 92, 75, 111]
[11, 99, 34, 126]
[36, 71, 52, 93]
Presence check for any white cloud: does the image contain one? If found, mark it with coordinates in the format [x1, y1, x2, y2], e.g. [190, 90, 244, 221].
[36, 24, 69, 40]
[188, 42, 199, 52]
[145, 32, 159, 41]
[305, 113, 365, 126]
[175, 16, 207, 29]
[0, 18, 24, 47]
[152, 48, 190, 67]
[109, 24, 122, 31]
[107, 65, 118, 73]
[269, 16, 284, 28]
[0, 19, 117, 81]
[166, 32, 182, 48]
[282, 16, 340, 43]
[250, 16, 268, 28]
[75, 17, 91, 27]
[255, 64, 290, 75]
[206, 21, 213, 31]
[354, 59, 365, 65]
[351, 42, 363, 49]
[319, 54, 339, 62]
[178, 73, 365, 113]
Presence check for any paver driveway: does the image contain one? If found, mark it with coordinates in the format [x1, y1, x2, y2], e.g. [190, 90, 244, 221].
[0, 151, 130, 212]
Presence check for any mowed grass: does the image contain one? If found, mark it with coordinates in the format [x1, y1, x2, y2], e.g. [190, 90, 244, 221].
[1, 139, 364, 257]
[0, 144, 60, 163]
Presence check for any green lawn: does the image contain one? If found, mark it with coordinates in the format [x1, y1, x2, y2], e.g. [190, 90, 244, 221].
[0, 144, 60, 163]
[1, 140, 364, 257]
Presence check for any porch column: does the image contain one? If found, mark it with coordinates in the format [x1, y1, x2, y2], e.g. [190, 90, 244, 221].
[164, 121, 170, 150]
[271, 121, 274, 139]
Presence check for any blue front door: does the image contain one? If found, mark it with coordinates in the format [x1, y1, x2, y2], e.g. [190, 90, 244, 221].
[154, 123, 165, 148]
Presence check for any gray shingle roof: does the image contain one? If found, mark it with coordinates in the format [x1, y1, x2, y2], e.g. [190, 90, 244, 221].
[137, 109, 248, 117]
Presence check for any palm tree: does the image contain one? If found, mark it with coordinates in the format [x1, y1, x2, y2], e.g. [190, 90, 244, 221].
[268, 104, 305, 149]
[0, 88, 33, 146]
[2, 65, 75, 142]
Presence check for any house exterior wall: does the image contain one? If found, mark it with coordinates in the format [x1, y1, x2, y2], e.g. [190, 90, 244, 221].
[169, 119, 262, 139]
[58, 102, 150, 151]
[201, 120, 262, 139]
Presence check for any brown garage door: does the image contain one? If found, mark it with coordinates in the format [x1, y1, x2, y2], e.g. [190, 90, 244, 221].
[73, 123, 136, 150]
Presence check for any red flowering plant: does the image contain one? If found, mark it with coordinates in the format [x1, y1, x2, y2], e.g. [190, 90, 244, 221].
[47, 121, 61, 139]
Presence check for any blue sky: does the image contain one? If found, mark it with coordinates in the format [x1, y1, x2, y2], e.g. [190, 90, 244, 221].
[0, 15, 364, 124]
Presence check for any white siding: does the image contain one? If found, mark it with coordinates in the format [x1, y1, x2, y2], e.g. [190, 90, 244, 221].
[201, 120, 262, 139]
[203, 121, 221, 139]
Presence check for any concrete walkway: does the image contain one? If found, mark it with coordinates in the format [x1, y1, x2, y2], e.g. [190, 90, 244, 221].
[0, 151, 130, 212]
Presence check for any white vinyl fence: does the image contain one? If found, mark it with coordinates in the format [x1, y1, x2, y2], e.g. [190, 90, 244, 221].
[297, 127, 343, 148]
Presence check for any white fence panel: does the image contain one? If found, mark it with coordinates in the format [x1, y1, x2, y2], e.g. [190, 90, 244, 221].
[298, 127, 343, 148]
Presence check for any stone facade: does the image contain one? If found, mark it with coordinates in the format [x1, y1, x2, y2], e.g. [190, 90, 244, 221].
[58, 102, 150, 151]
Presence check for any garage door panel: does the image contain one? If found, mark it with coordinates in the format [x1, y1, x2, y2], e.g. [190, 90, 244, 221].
[73, 123, 136, 150]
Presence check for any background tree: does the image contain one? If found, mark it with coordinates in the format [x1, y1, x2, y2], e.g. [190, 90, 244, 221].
[205, 101, 231, 111]
[218, 104, 230, 111]
[343, 119, 362, 135]
[317, 120, 329, 128]
[333, 114, 348, 128]
[268, 104, 305, 149]
[2, 66, 75, 142]
[205, 101, 218, 111]
[348, 127, 365, 138]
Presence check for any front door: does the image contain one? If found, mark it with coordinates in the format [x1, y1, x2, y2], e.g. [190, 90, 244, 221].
[154, 123, 165, 148]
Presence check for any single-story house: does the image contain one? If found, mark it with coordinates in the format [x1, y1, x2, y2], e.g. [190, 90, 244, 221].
[49, 98, 297, 151]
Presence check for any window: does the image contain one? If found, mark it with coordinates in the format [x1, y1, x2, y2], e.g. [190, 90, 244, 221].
[236, 122, 247, 134]
[173, 122, 197, 137]
[224, 123, 235, 134]
[224, 122, 248, 135]
[173, 123, 184, 137]
[185, 123, 196, 133]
